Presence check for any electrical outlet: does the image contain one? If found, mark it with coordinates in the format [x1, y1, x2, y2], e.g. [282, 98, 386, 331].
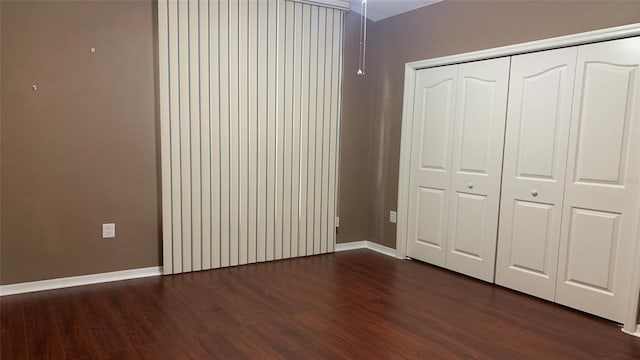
[336, 216, 340, 228]
[389, 211, 397, 224]
[102, 223, 116, 238]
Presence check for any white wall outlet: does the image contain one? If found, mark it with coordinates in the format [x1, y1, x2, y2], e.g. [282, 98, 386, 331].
[336, 216, 340, 228]
[389, 211, 397, 224]
[102, 223, 116, 238]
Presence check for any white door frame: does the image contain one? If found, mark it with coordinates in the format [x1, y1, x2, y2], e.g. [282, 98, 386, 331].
[395, 23, 640, 335]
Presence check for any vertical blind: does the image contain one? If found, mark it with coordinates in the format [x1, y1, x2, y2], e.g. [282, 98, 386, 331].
[158, 0, 344, 274]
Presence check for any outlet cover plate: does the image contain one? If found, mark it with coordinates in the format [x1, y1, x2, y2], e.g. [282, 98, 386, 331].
[102, 223, 116, 238]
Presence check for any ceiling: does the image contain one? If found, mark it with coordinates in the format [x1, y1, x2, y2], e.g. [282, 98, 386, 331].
[349, 0, 442, 22]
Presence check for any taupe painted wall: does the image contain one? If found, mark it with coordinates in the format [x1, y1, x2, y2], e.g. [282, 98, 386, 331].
[2, 0, 640, 284]
[0, 0, 3, 267]
[336, 12, 377, 244]
[343, 0, 640, 248]
[0, 0, 161, 284]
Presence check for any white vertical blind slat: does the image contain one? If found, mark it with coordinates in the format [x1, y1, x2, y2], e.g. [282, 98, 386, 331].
[158, 0, 173, 274]
[274, 2, 289, 260]
[248, 0, 259, 264]
[228, 0, 240, 267]
[169, 0, 183, 273]
[210, 0, 221, 269]
[281, 0, 293, 260]
[219, 0, 231, 268]
[319, 7, 331, 254]
[238, 0, 249, 266]
[266, 0, 278, 262]
[315, 7, 327, 255]
[307, 5, 318, 255]
[298, 4, 310, 257]
[291, 2, 303, 258]
[189, 0, 202, 272]
[330, 9, 344, 253]
[256, 0, 268, 263]
[200, 0, 212, 270]
[178, 0, 192, 273]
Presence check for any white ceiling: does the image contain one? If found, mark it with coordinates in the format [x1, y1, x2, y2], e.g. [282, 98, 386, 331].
[349, 0, 442, 22]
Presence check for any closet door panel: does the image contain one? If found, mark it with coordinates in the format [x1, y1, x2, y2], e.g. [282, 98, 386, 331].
[416, 188, 447, 251]
[496, 47, 577, 300]
[406, 66, 458, 266]
[450, 192, 487, 260]
[446, 57, 510, 282]
[556, 37, 640, 323]
[509, 201, 555, 273]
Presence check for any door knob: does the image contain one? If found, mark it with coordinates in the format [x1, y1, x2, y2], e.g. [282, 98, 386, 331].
[467, 182, 474, 189]
[531, 189, 538, 197]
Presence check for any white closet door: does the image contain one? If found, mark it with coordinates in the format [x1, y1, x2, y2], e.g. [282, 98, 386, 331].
[406, 66, 458, 266]
[495, 48, 577, 300]
[556, 37, 640, 323]
[445, 57, 510, 282]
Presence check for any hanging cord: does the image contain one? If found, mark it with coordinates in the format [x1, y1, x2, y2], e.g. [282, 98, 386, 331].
[357, 0, 367, 75]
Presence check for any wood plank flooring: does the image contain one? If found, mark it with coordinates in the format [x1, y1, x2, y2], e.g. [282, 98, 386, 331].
[2, 249, 639, 359]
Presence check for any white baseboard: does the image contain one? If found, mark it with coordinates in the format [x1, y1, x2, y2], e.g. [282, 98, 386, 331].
[622, 325, 640, 337]
[335, 240, 368, 252]
[1, 243, 395, 296]
[0, 266, 162, 296]
[366, 241, 398, 257]
[335, 240, 397, 258]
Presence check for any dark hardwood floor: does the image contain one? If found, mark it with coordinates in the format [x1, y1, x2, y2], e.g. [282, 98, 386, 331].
[2, 249, 639, 359]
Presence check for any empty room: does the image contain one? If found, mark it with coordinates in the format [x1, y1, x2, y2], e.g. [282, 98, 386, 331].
[2, 0, 640, 358]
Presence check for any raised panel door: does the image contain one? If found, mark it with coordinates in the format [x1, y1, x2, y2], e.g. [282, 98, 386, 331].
[446, 57, 510, 282]
[556, 37, 640, 322]
[406, 66, 458, 266]
[496, 47, 577, 300]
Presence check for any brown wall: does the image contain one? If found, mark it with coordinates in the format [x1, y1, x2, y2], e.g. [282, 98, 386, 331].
[344, 0, 640, 248]
[2, 0, 640, 284]
[0, 0, 161, 284]
[336, 12, 377, 244]
[0, 0, 3, 267]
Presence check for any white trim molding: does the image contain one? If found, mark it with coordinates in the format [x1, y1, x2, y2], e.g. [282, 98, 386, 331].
[335, 240, 397, 258]
[622, 325, 640, 338]
[335, 240, 368, 252]
[396, 23, 640, 335]
[0, 266, 162, 296]
[405, 23, 640, 71]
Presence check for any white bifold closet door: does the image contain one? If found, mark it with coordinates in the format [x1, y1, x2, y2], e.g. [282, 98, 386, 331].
[555, 37, 640, 323]
[406, 57, 510, 282]
[495, 47, 578, 300]
[158, 0, 344, 274]
[445, 58, 510, 282]
[405, 66, 457, 267]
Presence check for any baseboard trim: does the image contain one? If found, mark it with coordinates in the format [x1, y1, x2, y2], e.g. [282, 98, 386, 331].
[0, 266, 162, 296]
[366, 241, 398, 257]
[1, 242, 396, 296]
[335, 240, 397, 258]
[622, 325, 640, 337]
[335, 240, 368, 252]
